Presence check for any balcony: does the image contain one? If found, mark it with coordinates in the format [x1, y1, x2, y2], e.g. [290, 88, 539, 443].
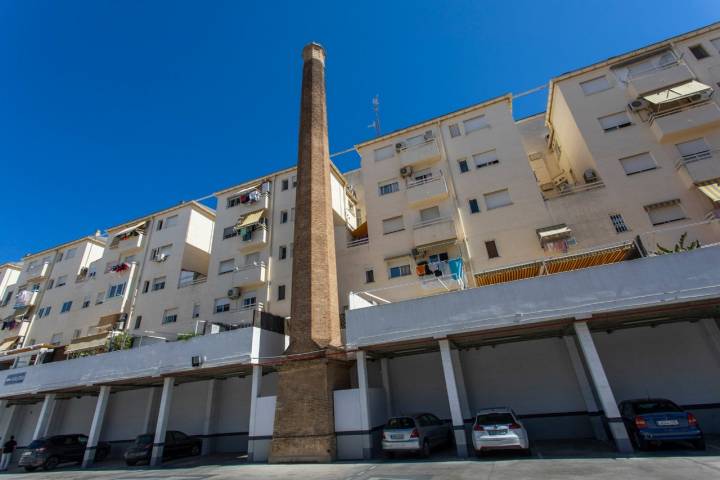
[228, 191, 270, 214]
[542, 180, 605, 200]
[347, 237, 369, 248]
[412, 217, 457, 248]
[211, 303, 265, 329]
[397, 139, 441, 168]
[627, 62, 694, 98]
[232, 262, 267, 286]
[650, 101, 720, 143]
[406, 174, 449, 207]
[13, 290, 38, 309]
[25, 262, 50, 280]
[115, 233, 144, 252]
[675, 149, 720, 186]
[109, 222, 147, 251]
[238, 224, 269, 252]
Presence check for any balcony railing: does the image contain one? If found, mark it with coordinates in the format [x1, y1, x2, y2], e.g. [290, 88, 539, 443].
[542, 180, 605, 200]
[25, 262, 50, 279]
[347, 237, 369, 248]
[178, 273, 208, 289]
[397, 138, 442, 167]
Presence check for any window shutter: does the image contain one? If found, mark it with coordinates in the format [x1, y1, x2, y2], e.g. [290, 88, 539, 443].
[619, 152, 656, 175]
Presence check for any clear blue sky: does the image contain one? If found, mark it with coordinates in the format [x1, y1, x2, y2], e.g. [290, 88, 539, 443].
[0, 0, 716, 263]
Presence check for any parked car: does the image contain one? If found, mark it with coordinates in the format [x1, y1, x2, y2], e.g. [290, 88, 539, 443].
[381, 413, 452, 457]
[18, 434, 110, 472]
[472, 407, 529, 456]
[124, 430, 202, 466]
[619, 398, 705, 450]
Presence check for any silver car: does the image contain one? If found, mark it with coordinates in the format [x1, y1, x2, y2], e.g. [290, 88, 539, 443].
[381, 413, 453, 457]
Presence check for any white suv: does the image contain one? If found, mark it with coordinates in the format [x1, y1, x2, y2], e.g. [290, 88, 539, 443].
[472, 407, 530, 456]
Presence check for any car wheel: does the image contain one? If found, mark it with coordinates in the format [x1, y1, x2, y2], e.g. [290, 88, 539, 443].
[421, 440, 431, 458]
[383, 450, 394, 459]
[190, 445, 201, 456]
[632, 432, 648, 451]
[693, 439, 706, 451]
[24, 466, 38, 472]
[43, 456, 60, 471]
[126, 460, 137, 467]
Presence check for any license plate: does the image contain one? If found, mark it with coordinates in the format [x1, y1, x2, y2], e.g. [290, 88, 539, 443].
[488, 429, 508, 436]
[390, 434, 404, 439]
[657, 420, 679, 426]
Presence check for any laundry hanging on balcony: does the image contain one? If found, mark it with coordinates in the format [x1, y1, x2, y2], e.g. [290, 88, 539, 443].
[109, 221, 147, 248]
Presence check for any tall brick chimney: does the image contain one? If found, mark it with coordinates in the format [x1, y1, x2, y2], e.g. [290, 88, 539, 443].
[268, 43, 349, 463]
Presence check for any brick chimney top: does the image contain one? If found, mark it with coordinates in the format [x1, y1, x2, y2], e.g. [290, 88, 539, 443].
[302, 42, 326, 64]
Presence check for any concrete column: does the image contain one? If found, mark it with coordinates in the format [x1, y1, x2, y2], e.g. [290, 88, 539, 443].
[142, 387, 161, 433]
[573, 322, 632, 453]
[380, 358, 393, 417]
[564, 336, 608, 441]
[0, 403, 18, 445]
[438, 339, 468, 457]
[82, 386, 111, 468]
[201, 380, 217, 455]
[450, 349, 471, 421]
[150, 377, 174, 466]
[356, 351, 373, 459]
[700, 318, 720, 362]
[32, 394, 57, 440]
[247, 366, 262, 462]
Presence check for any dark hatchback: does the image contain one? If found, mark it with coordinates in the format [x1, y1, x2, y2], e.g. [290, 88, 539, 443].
[124, 431, 202, 466]
[619, 398, 705, 450]
[18, 434, 110, 472]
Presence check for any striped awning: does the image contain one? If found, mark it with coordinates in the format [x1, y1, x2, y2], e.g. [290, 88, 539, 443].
[698, 183, 720, 203]
[643, 80, 713, 105]
[475, 261, 543, 287]
[64, 333, 109, 355]
[109, 221, 147, 248]
[0, 337, 19, 352]
[235, 210, 264, 229]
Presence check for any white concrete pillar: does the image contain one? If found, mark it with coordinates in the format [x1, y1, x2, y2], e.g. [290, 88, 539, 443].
[438, 339, 468, 457]
[700, 318, 720, 362]
[150, 377, 174, 466]
[82, 386, 111, 468]
[32, 394, 57, 440]
[356, 350, 373, 459]
[573, 322, 632, 453]
[564, 336, 608, 441]
[201, 380, 217, 455]
[0, 403, 18, 445]
[380, 358, 393, 417]
[450, 349, 472, 420]
[142, 387, 161, 433]
[247, 365, 262, 462]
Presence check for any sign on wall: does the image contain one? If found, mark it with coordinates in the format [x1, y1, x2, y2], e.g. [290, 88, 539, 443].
[4, 372, 25, 385]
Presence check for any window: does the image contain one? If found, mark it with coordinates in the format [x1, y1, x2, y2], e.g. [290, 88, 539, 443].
[689, 44, 710, 60]
[599, 112, 632, 132]
[281, 179, 289, 191]
[57, 252, 63, 262]
[219, 259, 235, 275]
[468, 198, 480, 214]
[162, 308, 178, 324]
[610, 214, 629, 233]
[31, 284, 40, 292]
[280, 210, 289, 224]
[378, 180, 400, 196]
[47, 279, 54, 289]
[142, 281, 150, 294]
[676, 138, 712, 161]
[152, 276, 166, 291]
[448, 123, 461, 138]
[223, 226, 237, 240]
[413, 169, 432, 183]
[156, 219, 164, 231]
[419, 206, 440, 223]
[1, 290, 13, 307]
[134, 315, 142, 329]
[646, 200, 685, 226]
[82, 296, 91, 308]
[160, 215, 178, 229]
[245, 252, 261, 265]
[485, 240, 499, 259]
[428, 252, 448, 263]
[277, 285, 286, 301]
[214, 298, 230, 314]
[374, 145, 395, 162]
[61, 301, 72, 313]
[279, 245, 287, 260]
[484, 189, 512, 210]
[464, 115, 489, 134]
[64, 248, 77, 260]
[291, 175, 297, 188]
[38, 306, 51, 318]
[365, 269, 375, 283]
[50, 333, 63, 345]
[242, 293, 257, 309]
[108, 282, 126, 298]
[389, 264, 411, 279]
[152, 244, 172, 261]
[72, 329, 81, 340]
[96, 292, 105, 305]
[580, 76, 611, 95]
[382, 216, 404, 235]
[458, 159, 469, 173]
[473, 150, 499, 169]
[192, 303, 200, 318]
[56, 275, 67, 287]
[619, 152, 657, 175]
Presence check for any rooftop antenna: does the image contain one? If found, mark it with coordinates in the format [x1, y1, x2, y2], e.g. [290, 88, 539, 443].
[368, 94, 381, 137]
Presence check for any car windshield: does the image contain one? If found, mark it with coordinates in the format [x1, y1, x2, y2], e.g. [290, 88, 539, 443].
[476, 413, 515, 425]
[135, 434, 154, 446]
[633, 401, 682, 414]
[386, 417, 415, 429]
[27, 440, 46, 449]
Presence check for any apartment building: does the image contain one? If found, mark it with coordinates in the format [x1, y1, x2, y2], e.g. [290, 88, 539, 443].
[0, 23, 719, 466]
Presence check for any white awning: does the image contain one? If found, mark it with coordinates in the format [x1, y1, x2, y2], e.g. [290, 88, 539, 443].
[643, 80, 712, 105]
[699, 183, 720, 203]
[537, 225, 573, 243]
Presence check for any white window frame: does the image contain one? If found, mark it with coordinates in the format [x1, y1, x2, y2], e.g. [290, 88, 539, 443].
[619, 152, 657, 175]
[151, 276, 166, 291]
[484, 189, 512, 210]
[599, 111, 632, 132]
[219, 259, 235, 275]
[473, 150, 500, 169]
[382, 216, 404, 235]
[388, 264, 411, 279]
[214, 298, 231, 314]
[378, 180, 400, 196]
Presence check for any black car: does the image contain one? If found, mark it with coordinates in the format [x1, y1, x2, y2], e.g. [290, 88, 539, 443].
[18, 434, 110, 472]
[124, 430, 202, 466]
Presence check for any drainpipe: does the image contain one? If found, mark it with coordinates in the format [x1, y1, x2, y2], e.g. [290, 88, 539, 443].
[435, 120, 476, 286]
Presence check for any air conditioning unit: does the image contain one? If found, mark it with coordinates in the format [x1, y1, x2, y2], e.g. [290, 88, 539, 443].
[191, 355, 202, 367]
[628, 99, 650, 112]
[423, 130, 434, 141]
[400, 166, 413, 178]
[552, 172, 571, 188]
[227, 287, 242, 299]
[583, 168, 599, 183]
[395, 142, 406, 152]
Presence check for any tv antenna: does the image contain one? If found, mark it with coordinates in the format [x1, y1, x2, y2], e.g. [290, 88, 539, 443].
[368, 94, 381, 137]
